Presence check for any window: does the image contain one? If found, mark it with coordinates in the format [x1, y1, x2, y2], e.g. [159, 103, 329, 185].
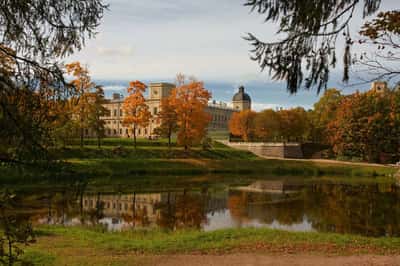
[85, 129, 89, 135]
[144, 128, 147, 135]
[113, 109, 117, 116]
[138, 128, 141, 135]
[125, 129, 128, 134]
[108, 129, 111, 135]
[113, 129, 117, 135]
[119, 129, 122, 134]
[153, 107, 158, 115]
[120, 109, 123, 116]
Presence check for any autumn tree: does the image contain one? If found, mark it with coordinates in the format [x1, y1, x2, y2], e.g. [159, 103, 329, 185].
[154, 97, 178, 148]
[254, 109, 280, 142]
[0, 0, 107, 162]
[87, 86, 109, 148]
[170, 81, 211, 151]
[310, 89, 343, 143]
[244, 0, 382, 93]
[122, 81, 152, 149]
[229, 110, 257, 142]
[327, 89, 400, 163]
[66, 62, 96, 148]
[277, 107, 309, 142]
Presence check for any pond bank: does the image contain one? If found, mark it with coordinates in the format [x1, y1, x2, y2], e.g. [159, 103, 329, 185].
[0, 139, 396, 184]
[23, 226, 400, 265]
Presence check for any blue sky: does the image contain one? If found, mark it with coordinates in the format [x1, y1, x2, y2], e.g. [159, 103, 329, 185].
[67, 0, 399, 111]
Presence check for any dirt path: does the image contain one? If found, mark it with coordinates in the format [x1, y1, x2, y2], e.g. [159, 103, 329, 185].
[142, 254, 400, 266]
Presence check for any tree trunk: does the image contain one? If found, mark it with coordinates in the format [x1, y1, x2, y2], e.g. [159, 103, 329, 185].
[133, 126, 137, 150]
[80, 126, 84, 148]
[8, 238, 12, 266]
[168, 128, 172, 149]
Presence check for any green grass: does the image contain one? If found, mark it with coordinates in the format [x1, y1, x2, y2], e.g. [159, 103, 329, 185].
[20, 226, 400, 265]
[0, 138, 396, 186]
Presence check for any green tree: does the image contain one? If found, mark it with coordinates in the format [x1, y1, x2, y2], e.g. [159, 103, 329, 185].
[310, 89, 343, 143]
[87, 86, 109, 148]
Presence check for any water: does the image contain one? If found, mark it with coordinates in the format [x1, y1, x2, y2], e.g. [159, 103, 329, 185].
[4, 180, 400, 237]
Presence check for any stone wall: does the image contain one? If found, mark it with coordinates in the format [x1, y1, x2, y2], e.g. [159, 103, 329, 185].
[221, 141, 304, 159]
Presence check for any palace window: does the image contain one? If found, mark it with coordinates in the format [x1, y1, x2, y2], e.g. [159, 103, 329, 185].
[113, 129, 117, 135]
[113, 109, 117, 117]
[120, 109, 123, 116]
[120, 129, 122, 135]
[153, 107, 158, 115]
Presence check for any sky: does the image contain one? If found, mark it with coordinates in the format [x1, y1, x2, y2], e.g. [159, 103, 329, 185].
[68, 0, 399, 111]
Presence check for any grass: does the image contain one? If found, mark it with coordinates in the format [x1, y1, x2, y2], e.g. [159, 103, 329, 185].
[0, 138, 396, 186]
[19, 226, 400, 265]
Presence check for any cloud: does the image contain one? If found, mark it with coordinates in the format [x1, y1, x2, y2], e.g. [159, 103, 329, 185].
[96, 46, 134, 57]
[102, 85, 126, 91]
[252, 102, 284, 112]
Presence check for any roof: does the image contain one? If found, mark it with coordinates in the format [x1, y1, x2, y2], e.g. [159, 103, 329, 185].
[232, 86, 251, 102]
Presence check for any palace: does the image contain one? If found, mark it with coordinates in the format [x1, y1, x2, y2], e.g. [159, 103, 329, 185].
[99, 83, 252, 138]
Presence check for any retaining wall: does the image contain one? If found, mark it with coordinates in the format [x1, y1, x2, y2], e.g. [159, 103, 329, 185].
[221, 141, 304, 159]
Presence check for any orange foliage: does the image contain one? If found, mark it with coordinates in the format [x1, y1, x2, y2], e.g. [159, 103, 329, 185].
[155, 96, 178, 146]
[65, 61, 96, 147]
[229, 110, 257, 141]
[122, 81, 151, 147]
[170, 81, 211, 150]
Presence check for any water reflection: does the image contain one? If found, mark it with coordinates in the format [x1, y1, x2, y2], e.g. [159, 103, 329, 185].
[4, 180, 400, 237]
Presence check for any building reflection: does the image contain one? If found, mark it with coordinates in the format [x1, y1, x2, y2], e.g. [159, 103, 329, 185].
[228, 181, 305, 227]
[81, 191, 226, 231]
[3, 181, 400, 237]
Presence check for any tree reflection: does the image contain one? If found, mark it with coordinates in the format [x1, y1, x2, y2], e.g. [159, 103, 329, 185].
[156, 191, 208, 230]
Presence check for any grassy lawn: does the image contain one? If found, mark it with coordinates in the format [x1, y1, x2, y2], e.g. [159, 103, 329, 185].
[0, 138, 396, 185]
[20, 226, 400, 265]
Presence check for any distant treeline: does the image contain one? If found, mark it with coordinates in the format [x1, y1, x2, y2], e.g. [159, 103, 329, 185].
[229, 87, 400, 163]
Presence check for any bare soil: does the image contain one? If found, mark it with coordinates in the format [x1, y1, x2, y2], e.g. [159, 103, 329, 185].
[142, 254, 400, 266]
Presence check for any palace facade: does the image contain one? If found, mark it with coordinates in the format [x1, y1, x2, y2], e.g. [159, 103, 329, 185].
[99, 83, 252, 138]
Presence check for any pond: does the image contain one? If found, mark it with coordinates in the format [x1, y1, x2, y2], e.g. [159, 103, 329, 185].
[3, 179, 400, 237]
